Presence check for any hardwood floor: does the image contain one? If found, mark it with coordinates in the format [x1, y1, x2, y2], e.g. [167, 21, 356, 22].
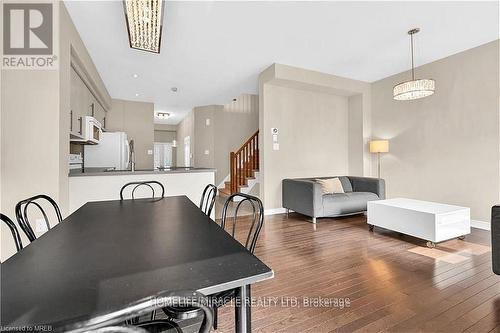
[214, 212, 500, 333]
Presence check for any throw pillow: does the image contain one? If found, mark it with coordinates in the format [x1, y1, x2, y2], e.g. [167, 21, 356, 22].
[316, 178, 345, 195]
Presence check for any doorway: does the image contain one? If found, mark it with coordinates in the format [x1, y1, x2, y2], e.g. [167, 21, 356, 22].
[154, 142, 173, 169]
[184, 136, 191, 167]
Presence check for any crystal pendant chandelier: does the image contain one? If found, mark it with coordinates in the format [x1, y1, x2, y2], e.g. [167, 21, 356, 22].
[124, 0, 164, 53]
[393, 28, 435, 101]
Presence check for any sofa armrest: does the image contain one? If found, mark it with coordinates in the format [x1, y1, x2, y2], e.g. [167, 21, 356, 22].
[492, 206, 500, 274]
[348, 176, 386, 199]
[282, 179, 323, 217]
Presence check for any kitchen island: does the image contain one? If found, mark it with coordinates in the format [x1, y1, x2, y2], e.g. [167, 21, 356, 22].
[69, 168, 216, 215]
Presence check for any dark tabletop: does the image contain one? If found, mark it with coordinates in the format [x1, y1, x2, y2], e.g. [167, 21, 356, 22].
[1, 196, 272, 328]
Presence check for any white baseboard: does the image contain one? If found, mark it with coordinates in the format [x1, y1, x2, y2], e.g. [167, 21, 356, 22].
[471, 220, 490, 231]
[264, 208, 287, 216]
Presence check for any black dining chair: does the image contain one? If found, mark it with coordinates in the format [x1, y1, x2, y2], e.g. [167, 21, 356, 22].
[220, 193, 264, 253]
[164, 193, 264, 329]
[64, 290, 212, 333]
[199, 184, 217, 216]
[15, 194, 63, 242]
[89, 326, 148, 333]
[120, 181, 165, 200]
[1, 213, 23, 252]
[212, 193, 264, 328]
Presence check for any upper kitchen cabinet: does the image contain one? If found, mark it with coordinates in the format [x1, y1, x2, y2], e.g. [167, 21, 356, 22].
[93, 102, 106, 129]
[70, 67, 85, 136]
[70, 66, 108, 136]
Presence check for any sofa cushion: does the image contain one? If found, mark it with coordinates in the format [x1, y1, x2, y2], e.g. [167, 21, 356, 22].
[312, 176, 353, 192]
[338, 176, 353, 192]
[322, 192, 379, 216]
[316, 178, 345, 194]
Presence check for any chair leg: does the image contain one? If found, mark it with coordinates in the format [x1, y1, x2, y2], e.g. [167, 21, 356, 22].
[213, 306, 218, 330]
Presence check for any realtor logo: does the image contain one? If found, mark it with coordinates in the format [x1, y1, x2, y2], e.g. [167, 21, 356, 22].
[2, 2, 58, 69]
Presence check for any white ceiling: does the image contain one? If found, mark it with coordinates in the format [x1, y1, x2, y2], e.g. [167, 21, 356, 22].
[65, 1, 499, 125]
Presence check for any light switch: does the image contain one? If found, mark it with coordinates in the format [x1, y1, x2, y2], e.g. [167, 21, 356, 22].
[273, 143, 280, 151]
[206, 118, 210, 126]
[147, 150, 153, 155]
[273, 134, 278, 143]
[204, 150, 210, 155]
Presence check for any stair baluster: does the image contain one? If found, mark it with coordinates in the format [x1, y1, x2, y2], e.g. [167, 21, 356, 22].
[225, 130, 259, 195]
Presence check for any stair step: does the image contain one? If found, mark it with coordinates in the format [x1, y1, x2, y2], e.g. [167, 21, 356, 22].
[225, 178, 255, 186]
[218, 188, 231, 196]
[219, 183, 248, 197]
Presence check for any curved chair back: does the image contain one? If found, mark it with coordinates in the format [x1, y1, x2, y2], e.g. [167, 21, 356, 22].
[221, 193, 264, 254]
[200, 184, 217, 216]
[15, 194, 62, 242]
[120, 181, 165, 200]
[1, 213, 23, 252]
[87, 326, 148, 333]
[64, 290, 212, 333]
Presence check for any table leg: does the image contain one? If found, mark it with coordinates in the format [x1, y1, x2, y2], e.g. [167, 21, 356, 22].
[235, 284, 251, 333]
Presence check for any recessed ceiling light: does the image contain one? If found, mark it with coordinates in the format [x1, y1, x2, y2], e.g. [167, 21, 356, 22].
[132, 74, 138, 78]
[156, 112, 170, 120]
[171, 87, 178, 92]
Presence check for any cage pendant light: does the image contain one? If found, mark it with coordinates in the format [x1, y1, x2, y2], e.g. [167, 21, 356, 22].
[393, 28, 435, 101]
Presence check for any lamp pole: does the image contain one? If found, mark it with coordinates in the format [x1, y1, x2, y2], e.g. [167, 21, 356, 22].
[377, 152, 381, 179]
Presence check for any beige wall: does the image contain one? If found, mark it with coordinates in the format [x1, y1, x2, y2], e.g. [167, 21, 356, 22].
[193, 105, 217, 169]
[259, 64, 371, 209]
[1, 71, 60, 260]
[184, 95, 259, 185]
[154, 130, 177, 143]
[1, 2, 111, 261]
[214, 95, 259, 185]
[261, 84, 350, 209]
[348, 94, 366, 176]
[176, 110, 195, 167]
[107, 99, 154, 170]
[371, 40, 499, 222]
[154, 124, 177, 132]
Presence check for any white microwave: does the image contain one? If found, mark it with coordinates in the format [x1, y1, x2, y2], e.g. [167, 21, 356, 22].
[71, 116, 102, 144]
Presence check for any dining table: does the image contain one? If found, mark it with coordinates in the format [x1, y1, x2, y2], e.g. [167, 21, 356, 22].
[1, 195, 273, 332]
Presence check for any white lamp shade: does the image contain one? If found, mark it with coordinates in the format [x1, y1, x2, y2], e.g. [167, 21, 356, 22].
[369, 140, 389, 153]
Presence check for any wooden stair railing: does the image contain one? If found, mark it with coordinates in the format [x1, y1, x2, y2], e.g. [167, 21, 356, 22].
[229, 130, 259, 194]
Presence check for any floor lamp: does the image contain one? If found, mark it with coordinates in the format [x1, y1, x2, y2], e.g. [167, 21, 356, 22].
[369, 140, 389, 178]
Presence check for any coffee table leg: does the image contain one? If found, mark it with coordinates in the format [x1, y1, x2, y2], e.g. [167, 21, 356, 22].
[235, 284, 251, 333]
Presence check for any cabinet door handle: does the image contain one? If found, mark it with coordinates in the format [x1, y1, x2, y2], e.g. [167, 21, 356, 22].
[78, 117, 83, 134]
[70, 110, 73, 131]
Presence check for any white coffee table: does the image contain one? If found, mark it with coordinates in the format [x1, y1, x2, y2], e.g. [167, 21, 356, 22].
[367, 198, 471, 248]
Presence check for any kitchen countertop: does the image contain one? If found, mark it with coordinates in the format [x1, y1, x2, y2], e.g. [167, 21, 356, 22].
[69, 167, 216, 177]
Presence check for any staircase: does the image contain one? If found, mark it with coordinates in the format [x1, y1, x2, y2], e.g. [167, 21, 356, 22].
[219, 130, 259, 196]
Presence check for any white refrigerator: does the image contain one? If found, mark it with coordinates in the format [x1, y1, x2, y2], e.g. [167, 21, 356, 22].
[84, 132, 130, 170]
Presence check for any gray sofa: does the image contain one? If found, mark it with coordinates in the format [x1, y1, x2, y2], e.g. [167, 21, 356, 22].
[282, 176, 385, 223]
